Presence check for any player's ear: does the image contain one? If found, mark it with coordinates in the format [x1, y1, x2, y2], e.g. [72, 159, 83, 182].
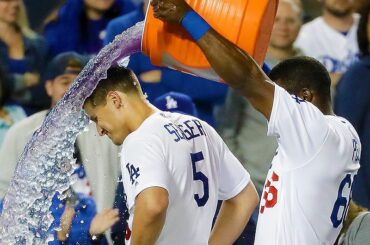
[107, 91, 124, 109]
[300, 88, 313, 102]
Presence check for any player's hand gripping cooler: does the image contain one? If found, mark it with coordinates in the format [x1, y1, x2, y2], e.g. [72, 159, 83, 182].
[142, 0, 278, 82]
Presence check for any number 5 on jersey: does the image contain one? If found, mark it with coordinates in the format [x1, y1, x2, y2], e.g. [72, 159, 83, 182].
[191, 152, 209, 207]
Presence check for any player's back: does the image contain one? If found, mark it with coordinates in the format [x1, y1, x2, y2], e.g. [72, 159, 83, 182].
[255, 85, 361, 245]
[122, 112, 249, 245]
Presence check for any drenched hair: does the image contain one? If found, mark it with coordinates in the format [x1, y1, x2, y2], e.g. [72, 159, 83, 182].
[357, 3, 370, 56]
[269, 56, 331, 101]
[85, 66, 143, 107]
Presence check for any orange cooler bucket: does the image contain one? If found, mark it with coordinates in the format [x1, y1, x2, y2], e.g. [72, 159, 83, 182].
[142, 0, 278, 82]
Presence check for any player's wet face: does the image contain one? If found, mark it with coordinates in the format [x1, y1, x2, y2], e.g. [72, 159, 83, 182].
[84, 100, 129, 145]
[322, 0, 354, 17]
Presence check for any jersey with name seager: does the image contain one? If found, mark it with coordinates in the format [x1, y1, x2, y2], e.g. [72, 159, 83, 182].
[121, 111, 250, 245]
[254, 84, 361, 245]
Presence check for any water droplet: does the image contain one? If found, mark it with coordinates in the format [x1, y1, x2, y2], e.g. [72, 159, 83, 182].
[0, 21, 144, 244]
[58, 161, 72, 173]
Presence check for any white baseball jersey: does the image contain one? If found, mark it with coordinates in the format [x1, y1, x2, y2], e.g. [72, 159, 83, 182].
[294, 15, 359, 73]
[254, 85, 361, 245]
[120, 111, 250, 244]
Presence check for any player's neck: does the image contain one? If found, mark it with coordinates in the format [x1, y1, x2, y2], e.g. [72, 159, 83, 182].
[128, 99, 157, 132]
[323, 11, 354, 33]
[317, 102, 334, 116]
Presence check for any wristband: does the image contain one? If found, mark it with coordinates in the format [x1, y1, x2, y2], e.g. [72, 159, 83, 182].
[181, 10, 211, 41]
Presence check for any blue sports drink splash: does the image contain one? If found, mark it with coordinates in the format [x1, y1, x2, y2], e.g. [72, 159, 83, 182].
[0, 21, 144, 244]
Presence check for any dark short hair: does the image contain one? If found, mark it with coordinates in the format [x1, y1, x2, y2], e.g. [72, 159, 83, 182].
[84, 66, 143, 107]
[269, 56, 331, 101]
[357, 3, 370, 56]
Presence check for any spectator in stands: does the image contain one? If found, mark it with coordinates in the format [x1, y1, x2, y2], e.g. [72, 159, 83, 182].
[0, 0, 48, 112]
[265, 0, 304, 68]
[337, 201, 370, 245]
[0, 64, 26, 147]
[0, 52, 121, 244]
[335, 3, 370, 209]
[43, 0, 136, 57]
[295, 0, 359, 86]
[104, 0, 227, 126]
[153, 91, 198, 116]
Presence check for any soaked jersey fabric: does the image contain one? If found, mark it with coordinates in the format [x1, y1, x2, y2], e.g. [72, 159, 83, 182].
[121, 111, 250, 244]
[255, 84, 361, 245]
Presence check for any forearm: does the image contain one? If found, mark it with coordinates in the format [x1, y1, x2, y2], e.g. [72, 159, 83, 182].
[209, 182, 259, 245]
[131, 208, 167, 245]
[198, 30, 263, 91]
[57, 206, 75, 241]
[194, 22, 274, 117]
[131, 187, 169, 245]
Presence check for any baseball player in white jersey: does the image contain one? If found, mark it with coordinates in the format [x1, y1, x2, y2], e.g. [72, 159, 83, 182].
[254, 84, 361, 244]
[151, 0, 361, 244]
[294, 0, 359, 85]
[294, 14, 359, 74]
[84, 67, 259, 244]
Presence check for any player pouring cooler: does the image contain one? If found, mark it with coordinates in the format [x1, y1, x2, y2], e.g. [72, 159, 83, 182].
[150, 0, 361, 244]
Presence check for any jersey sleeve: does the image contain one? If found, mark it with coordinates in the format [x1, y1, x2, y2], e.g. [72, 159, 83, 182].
[121, 135, 170, 206]
[209, 127, 250, 200]
[268, 84, 329, 165]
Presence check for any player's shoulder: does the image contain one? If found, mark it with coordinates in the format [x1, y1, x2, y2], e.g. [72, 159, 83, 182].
[298, 17, 322, 36]
[325, 115, 360, 141]
[301, 17, 325, 30]
[123, 111, 172, 144]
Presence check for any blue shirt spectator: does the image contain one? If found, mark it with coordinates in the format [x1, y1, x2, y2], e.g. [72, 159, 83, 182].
[43, 0, 136, 57]
[0, 37, 49, 113]
[104, 4, 227, 125]
[49, 192, 108, 245]
[153, 91, 198, 117]
[0, 64, 27, 146]
[335, 5, 370, 209]
[0, 0, 48, 112]
[335, 56, 370, 208]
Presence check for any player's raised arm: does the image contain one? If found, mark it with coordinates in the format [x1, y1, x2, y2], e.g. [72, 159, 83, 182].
[151, 0, 275, 119]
